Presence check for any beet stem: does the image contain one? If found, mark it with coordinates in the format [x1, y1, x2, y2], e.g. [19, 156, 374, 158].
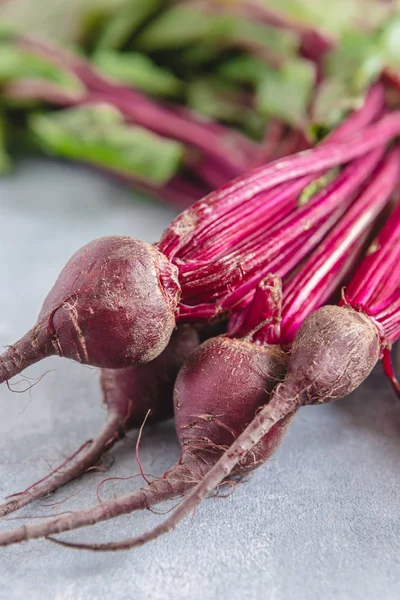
[212, 150, 384, 309]
[160, 110, 400, 259]
[345, 201, 400, 308]
[382, 347, 400, 400]
[165, 83, 384, 261]
[279, 147, 400, 343]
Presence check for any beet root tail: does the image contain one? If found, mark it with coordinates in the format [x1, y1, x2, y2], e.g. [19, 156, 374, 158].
[0, 325, 50, 385]
[0, 457, 207, 548]
[0, 413, 124, 518]
[382, 347, 400, 400]
[49, 398, 300, 552]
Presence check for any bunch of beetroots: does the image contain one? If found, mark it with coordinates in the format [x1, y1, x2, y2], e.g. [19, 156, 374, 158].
[0, 85, 400, 548]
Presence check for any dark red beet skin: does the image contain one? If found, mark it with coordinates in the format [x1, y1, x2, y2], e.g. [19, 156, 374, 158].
[0, 236, 181, 383]
[0, 336, 294, 548]
[283, 305, 381, 405]
[174, 336, 293, 474]
[101, 324, 200, 428]
[0, 325, 200, 518]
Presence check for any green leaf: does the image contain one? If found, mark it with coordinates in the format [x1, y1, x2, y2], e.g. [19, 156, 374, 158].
[262, 0, 393, 37]
[180, 39, 226, 68]
[29, 104, 184, 185]
[256, 59, 315, 128]
[312, 77, 360, 128]
[242, 111, 268, 141]
[225, 18, 298, 57]
[93, 50, 183, 97]
[136, 5, 210, 50]
[0, 0, 129, 46]
[324, 29, 378, 92]
[95, 0, 164, 51]
[0, 43, 84, 94]
[136, 4, 298, 55]
[375, 16, 400, 71]
[218, 55, 270, 87]
[312, 16, 400, 127]
[187, 77, 247, 124]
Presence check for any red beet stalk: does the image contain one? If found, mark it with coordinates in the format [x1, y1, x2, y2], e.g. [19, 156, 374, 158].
[167, 109, 400, 312]
[342, 202, 400, 395]
[227, 147, 400, 342]
[344, 202, 400, 311]
[160, 95, 396, 261]
[158, 87, 385, 315]
[178, 148, 385, 316]
[277, 149, 400, 343]
[175, 83, 384, 262]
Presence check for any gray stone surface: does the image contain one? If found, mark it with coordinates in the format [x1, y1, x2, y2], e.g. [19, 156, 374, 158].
[0, 159, 399, 600]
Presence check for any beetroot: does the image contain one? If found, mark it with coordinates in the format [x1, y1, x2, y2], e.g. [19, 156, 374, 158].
[54, 304, 377, 552]
[101, 325, 199, 429]
[0, 284, 294, 548]
[0, 325, 199, 518]
[111, 190, 400, 552]
[0, 236, 181, 384]
[1, 103, 399, 547]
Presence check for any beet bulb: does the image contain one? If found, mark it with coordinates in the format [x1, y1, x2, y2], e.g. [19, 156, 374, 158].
[0, 236, 181, 383]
